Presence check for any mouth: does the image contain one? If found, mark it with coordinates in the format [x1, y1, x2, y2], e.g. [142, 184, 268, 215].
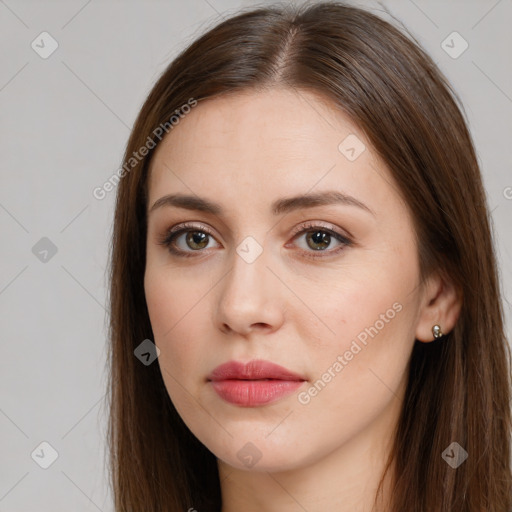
[207, 359, 306, 407]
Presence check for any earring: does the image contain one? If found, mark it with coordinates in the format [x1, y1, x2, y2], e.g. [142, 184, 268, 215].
[432, 324, 443, 340]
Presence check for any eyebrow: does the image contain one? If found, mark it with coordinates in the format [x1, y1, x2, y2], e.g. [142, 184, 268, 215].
[148, 190, 375, 217]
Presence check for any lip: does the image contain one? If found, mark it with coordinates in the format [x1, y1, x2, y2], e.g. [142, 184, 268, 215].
[208, 359, 305, 381]
[207, 359, 306, 407]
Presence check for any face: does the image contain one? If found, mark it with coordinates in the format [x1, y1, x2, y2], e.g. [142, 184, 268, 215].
[144, 87, 425, 473]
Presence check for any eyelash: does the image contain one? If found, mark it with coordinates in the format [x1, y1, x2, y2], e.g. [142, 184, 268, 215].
[157, 221, 352, 260]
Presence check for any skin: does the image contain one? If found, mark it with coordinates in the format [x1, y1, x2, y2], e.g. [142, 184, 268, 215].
[144, 87, 461, 512]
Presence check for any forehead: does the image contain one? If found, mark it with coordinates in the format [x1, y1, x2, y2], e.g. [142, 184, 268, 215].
[147, 87, 398, 218]
[151, 87, 360, 171]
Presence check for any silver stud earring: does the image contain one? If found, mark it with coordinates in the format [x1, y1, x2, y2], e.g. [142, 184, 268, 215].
[432, 324, 443, 340]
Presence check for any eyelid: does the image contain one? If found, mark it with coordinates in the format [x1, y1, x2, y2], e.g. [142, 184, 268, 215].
[288, 220, 351, 240]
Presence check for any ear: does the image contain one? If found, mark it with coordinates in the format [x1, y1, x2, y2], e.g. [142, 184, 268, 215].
[415, 270, 462, 343]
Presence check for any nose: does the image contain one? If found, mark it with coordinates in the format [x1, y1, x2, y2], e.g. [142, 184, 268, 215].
[214, 242, 285, 337]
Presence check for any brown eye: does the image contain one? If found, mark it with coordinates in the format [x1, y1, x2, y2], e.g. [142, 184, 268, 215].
[184, 231, 210, 250]
[288, 222, 353, 260]
[305, 230, 332, 251]
[158, 223, 220, 258]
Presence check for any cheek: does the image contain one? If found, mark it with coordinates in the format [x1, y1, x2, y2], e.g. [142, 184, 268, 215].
[144, 268, 210, 426]
[307, 291, 413, 389]
[299, 245, 419, 395]
[144, 267, 206, 375]
[307, 259, 416, 347]
[294, 285, 415, 445]
[144, 264, 203, 337]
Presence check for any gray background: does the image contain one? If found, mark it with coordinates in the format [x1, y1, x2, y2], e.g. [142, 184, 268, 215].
[1, 0, 511, 510]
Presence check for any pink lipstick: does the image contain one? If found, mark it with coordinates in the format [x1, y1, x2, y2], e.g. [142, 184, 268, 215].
[208, 359, 306, 407]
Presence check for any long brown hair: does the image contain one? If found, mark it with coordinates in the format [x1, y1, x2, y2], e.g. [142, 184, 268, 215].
[106, 2, 512, 510]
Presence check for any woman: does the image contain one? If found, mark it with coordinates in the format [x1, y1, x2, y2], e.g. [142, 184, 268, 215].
[106, 2, 512, 510]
